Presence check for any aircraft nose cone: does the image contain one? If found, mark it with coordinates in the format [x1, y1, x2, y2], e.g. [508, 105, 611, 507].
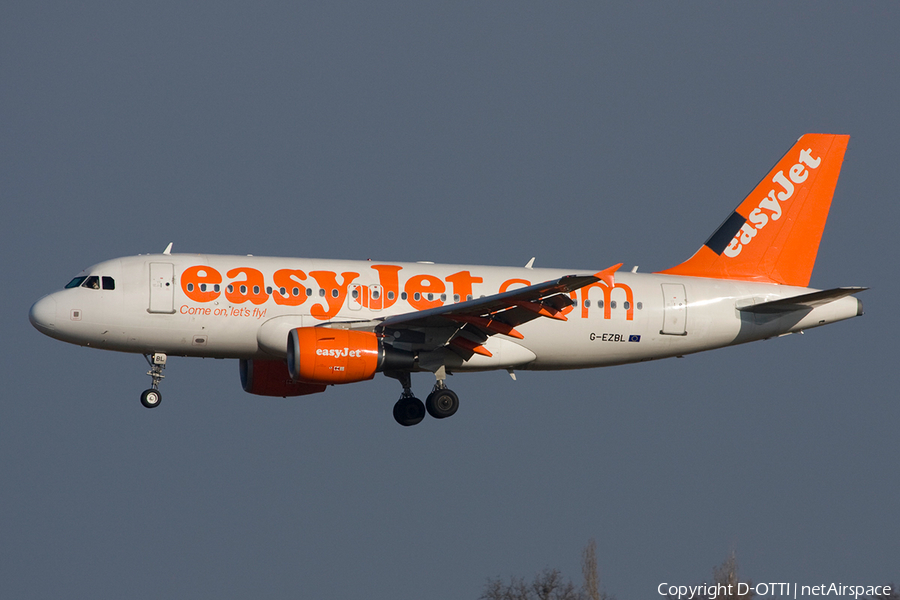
[29, 295, 57, 333]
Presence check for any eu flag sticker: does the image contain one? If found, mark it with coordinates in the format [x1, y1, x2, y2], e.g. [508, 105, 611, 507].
[628, 335, 641, 342]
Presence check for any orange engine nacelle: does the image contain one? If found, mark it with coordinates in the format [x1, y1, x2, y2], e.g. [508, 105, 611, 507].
[287, 327, 385, 385]
[240, 358, 327, 397]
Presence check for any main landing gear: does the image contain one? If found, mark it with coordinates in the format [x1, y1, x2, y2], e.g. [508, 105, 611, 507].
[140, 353, 166, 408]
[425, 383, 459, 420]
[388, 368, 459, 426]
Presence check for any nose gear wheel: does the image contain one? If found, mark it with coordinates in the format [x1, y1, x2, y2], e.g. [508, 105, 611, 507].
[140, 353, 167, 409]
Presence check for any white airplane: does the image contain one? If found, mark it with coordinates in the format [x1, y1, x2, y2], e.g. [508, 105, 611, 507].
[30, 134, 865, 425]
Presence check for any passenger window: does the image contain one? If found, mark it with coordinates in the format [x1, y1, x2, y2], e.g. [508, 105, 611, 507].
[66, 276, 87, 289]
[82, 276, 100, 290]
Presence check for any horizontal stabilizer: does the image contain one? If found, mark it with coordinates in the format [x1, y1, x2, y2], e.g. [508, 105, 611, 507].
[738, 287, 867, 314]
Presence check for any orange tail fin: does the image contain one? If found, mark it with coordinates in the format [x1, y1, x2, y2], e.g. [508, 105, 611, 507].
[658, 134, 849, 287]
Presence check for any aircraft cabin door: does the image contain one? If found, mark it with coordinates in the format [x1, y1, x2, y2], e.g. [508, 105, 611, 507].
[148, 262, 176, 314]
[660, 283, 687, 335]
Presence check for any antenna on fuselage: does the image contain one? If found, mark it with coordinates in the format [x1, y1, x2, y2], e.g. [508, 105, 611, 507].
[524, 257, 535, 269]
[163, 242, 173, 255]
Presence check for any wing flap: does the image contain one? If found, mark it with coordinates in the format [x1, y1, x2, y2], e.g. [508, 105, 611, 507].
[364, 265, 622, 359]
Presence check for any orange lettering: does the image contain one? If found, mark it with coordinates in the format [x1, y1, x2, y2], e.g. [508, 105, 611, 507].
[370, 265, 402, 308]
[309, 271, 360, 319]
[405, 274, 445, 310]
[580, 282, 634, 320]
[445, 270, 483, 301]
[559, 291, 577, 317]
[225, 268, 269, 305]
[499, 278, 531, 293]
[272, 269, 308, 306]
[181, 266, 222, 302]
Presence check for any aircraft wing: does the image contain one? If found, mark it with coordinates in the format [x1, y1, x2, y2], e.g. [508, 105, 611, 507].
[361, 264, 622, 358]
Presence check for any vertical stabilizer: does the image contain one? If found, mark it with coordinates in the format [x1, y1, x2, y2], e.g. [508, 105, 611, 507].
[658, 134, 849, 287]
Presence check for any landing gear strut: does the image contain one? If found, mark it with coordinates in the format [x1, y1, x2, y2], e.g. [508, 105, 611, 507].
[140, 353, 166, 408]
[386, 367, 459, 426]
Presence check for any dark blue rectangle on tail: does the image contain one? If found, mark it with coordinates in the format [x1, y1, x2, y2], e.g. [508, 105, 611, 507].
[704, 211, 746, 255]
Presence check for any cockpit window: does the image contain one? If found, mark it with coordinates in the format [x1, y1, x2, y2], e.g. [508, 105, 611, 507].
[102, 276, 115, 290]
[65, 276, 87, 289]
[82, 276, 100, 290]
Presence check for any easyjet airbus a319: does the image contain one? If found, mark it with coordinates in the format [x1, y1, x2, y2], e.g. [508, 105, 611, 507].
[30, 134, 865, 425]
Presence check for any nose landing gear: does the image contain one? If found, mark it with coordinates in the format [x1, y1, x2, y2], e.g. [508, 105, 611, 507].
[140, 353, 166, 408]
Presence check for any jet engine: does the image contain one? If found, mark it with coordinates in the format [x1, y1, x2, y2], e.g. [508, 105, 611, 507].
[287, 327, 414, 384]
[239, 358, 327, 397]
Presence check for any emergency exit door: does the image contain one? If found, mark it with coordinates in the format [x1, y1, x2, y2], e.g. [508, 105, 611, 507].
[149, 262, 175, 314]
[660, 283, 687, 335]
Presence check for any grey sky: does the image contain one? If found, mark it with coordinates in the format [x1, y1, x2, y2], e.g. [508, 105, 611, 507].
[2, 3, 898, 599]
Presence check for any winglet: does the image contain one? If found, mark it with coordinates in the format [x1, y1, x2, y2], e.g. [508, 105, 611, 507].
[594, 263, 623, 288]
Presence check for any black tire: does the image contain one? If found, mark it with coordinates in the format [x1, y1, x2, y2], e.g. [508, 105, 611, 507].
[425, 389, 459, 419]
[392, 396, 425, 426]
[140, 389, 162, 409]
